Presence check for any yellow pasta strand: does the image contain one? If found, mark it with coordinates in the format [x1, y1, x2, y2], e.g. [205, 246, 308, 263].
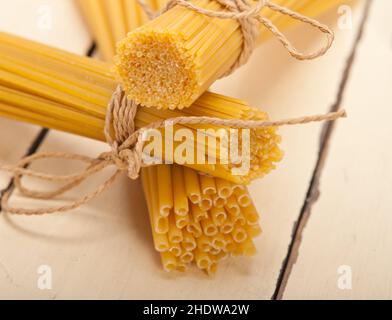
[156, 164, 174, 216]
[76, 0, 115, 61]
[171, 165, 189, 216]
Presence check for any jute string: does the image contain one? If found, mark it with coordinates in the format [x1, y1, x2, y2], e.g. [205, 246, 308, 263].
[0, 1, 341, 215]
[137, 0, 334, 76]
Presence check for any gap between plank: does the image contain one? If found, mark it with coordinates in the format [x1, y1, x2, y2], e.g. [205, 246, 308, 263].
[271, 0, 373, 300]
[0, 42, 96, 211]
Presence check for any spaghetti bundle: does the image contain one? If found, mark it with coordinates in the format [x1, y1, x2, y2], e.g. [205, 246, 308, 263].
[0, 31, 283, 184]
[115, 0, 345, 109]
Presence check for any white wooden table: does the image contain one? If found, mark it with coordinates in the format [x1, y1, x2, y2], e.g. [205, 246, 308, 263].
[0, 0, 390, 300]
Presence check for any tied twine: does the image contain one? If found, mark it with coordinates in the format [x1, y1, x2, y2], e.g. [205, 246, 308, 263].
[0, 1, 340, 215]
[137, 0, 334, 76]
[0, 85, 346, 215]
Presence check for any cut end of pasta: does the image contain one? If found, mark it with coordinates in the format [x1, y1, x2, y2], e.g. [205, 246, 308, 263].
[175, 215, 189, 229]
[160, 206, 171, 217]
[156, 216, 169, 234]
[115, 29, 199, 110]
[220, 223, 233, 234]
[213, 196, 226, 208]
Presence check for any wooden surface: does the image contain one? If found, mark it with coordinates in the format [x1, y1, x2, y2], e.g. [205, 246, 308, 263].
[283, 0, 392, 300]
[0, 0, 389, 299]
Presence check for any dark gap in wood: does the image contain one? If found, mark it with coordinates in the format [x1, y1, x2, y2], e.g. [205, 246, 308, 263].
[271, 0, 373, 300]
[87, 42, 97, 57]
[0, 42, 97, 211]
[0, 129, 49, 211]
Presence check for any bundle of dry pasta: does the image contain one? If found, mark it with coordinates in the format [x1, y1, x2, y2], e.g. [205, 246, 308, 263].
[0, 31, 265, 273]
[115, 0, 346, 109]
[74, 0, 265, 273]
[142, 164, 261, 273]
[0, 31, 283, 184]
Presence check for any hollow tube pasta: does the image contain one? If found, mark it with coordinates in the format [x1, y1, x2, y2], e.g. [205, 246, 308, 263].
[168, 214, 183, 243]
[199, 195, 213, 211]
[200, 175, 216, 195]
[200, 216, 218, 237]
[160, 252, 177, 272]
[169, 242, 182, 257]
[213, 195, 227, 208]
[234, 187, 252, 207]
[174, 211, 189, 229]
[196, 235, 211, 253]
[157, 165, 173, 217]
[232, 227, 248, 243]
[210, 207, 227, 226]
[190, 202, 208, 222]
[225, 195, 241, 216]
[243, 202, 260, 225]
[172, 165, 189, 216]
[186, 217, 202, 238]
[216, 178, 233, 198]
[194, 249, 212, 270]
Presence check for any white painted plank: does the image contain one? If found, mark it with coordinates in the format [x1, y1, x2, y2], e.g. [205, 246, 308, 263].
[0, 0, 91, 188]
[0, 120, 40, 190]
[0, 1, 366, 299]
[0, 0, 90, 53]
[283, 0, 392, 299]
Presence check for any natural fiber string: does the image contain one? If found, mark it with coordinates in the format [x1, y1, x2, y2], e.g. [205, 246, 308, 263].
[137, 0, 334, 76]
[0, 85, 346, 216]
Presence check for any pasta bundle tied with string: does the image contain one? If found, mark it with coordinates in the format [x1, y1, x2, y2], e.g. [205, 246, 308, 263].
[0, 31, 284, 184]
[114, 0, 343, 110]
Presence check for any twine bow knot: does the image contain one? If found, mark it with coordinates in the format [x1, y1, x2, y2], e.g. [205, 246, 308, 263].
[102, 86, 145, 180]
[103, 149, 139, 179]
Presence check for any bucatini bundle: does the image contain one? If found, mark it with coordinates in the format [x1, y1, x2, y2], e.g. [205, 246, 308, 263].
[0, 31, 283, 184]
[142, 164, 261, 274]
[115, 0, 347, 109]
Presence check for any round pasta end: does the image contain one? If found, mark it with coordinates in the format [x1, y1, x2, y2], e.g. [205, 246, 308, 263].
[115, 29, 199, 110]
